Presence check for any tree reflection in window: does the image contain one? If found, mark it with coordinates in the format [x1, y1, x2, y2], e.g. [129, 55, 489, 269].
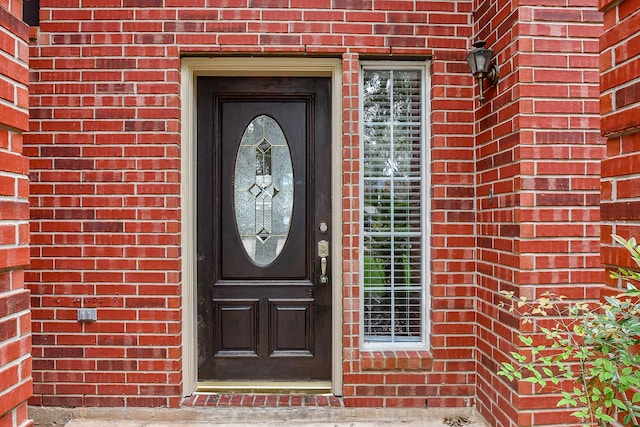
[362, 68, 424, 344]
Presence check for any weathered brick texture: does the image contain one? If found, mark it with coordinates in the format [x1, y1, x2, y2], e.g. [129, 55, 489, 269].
[26, 0, 477, 410]
[0, 3, 32, 427]
[600, 0, 640, 282]
[23, 1, 613, 425]
[472, 0, 605, 426]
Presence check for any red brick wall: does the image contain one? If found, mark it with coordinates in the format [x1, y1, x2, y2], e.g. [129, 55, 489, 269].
[600, 0, 640, 282]
[472, 0, 604, 426]
[0, 2, 32, 427]
[24, 0, 612, 422]
[26, 0, 477, 409]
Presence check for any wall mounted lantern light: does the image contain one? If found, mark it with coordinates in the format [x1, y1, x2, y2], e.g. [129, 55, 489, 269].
[466, 40, 500, 102]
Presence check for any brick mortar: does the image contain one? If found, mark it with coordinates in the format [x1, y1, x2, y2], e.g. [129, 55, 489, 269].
[0, 7, 31, 427]
[473, 0, 604, 425]
[18, 1, 613, 425]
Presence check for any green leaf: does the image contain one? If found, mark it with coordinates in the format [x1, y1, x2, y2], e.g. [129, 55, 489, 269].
[511, 352, 527, 363]
[612, 398, 627, 411]
[571, 410, 588, 419]
[557, 398, 577, 407]
[525, 366, 543, 380]
[519, 335, 533, 346]
[502, 362, 515, 372]
[595, 413, 616, 423]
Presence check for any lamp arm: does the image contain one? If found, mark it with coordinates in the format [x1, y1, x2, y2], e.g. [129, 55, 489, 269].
[477, 76, 485, 102]
[487, 63, 500, 87]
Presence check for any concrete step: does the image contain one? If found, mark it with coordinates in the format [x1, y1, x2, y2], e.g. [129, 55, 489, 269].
[31, 406, 489, 427]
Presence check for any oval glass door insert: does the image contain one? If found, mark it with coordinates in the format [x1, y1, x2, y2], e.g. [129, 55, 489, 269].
[233, 115, 294, 266]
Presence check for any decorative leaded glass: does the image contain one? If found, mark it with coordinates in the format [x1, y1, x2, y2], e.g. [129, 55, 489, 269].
[233, 115, 294, 266]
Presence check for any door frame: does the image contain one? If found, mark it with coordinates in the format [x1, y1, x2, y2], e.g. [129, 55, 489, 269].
[180, 57, 343, 397]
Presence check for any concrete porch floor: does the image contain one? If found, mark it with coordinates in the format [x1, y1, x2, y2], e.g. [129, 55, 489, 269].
[30, 406, 490, 427]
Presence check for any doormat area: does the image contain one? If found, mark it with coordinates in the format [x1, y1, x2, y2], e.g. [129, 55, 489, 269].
[181, 394, 344, 407]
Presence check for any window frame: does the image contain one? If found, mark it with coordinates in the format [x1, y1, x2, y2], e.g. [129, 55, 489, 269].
[358, 60, 431, 351]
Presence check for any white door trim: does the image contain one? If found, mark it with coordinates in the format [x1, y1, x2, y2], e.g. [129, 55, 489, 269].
[180, 57, 343, 396]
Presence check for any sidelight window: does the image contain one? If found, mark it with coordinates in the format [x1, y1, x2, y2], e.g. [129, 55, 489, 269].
[360, 63, 429, 347]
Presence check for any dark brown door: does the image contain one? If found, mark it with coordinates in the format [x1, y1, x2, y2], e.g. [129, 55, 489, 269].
[197, 77, 332, 381]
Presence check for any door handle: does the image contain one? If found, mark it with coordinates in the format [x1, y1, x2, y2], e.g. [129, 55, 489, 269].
[318, 240, 329, 284]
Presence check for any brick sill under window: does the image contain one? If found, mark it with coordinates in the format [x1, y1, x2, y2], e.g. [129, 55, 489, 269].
[360, 350, 433, 371]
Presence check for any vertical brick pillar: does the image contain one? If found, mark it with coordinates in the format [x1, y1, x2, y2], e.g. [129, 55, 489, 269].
[0, 4, 32, 427]
[600, 0, 640, 283]
[473, 0, 604, 425]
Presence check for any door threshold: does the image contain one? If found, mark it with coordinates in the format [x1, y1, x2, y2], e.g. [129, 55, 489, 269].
[197, 380, 332, 394]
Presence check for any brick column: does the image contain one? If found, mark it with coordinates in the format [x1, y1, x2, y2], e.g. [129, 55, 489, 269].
[0, 4, 32, 427]
[473, 0, 604, 425]
[600, 0, 640, 284]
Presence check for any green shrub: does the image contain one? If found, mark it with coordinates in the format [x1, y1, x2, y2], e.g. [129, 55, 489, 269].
[498, 235, 640, 426]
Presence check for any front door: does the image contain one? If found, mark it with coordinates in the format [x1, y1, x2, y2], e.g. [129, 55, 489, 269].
[196, 77, 332, 382]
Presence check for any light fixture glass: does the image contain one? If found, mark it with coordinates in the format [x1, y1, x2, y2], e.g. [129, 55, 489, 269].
[466, 40, 500, 102]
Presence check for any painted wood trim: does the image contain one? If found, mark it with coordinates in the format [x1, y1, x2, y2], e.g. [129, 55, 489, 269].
[180, 56, 343, 397]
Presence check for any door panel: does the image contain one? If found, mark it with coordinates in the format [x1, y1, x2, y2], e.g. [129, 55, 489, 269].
[214, 300, 258, 355]
[269, 299, 314, 354]
[197, 77, 331, 382]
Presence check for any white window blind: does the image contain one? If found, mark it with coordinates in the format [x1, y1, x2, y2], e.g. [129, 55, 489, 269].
[361, 66, 426, 345]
